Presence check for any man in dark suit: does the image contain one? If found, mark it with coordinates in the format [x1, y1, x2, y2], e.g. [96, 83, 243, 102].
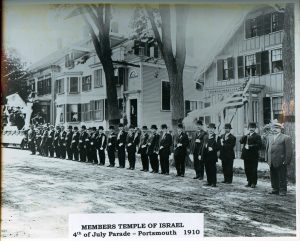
[53, 126, 61, 158]
[89, 127, 98, 164]
[79, 125, 89, 162]
[97, 126, 107, 165]
[27, 125, 36, 155]
[138, 126, 150, 171]
[159, 124, 172, 175]
[147, 124, 160, 173]
[117, 123, 127, 168]
[41, 126, 49, 156]
[71, 126, 80, 161]
[265, 121, 292, 196]
[174, 123, 189, 177]
[126, 125, 139, 170]
[218, 123, 236, 184]
[48, 125, 55, 157]
[191, 120, 207, 180]
[107, 125, 117, 167]
[203, 123, 219, 187]
[59, 125, 67, 159]
[240, 122, 262, 188]
[66, 126, 73, 160]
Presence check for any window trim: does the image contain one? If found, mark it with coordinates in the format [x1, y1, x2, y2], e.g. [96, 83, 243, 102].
[69, 76, 80, 94]
[82, 75, 92, 92]
[94, 69, 103, 88]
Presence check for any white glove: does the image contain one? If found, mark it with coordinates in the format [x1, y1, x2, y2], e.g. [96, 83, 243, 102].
[128, 143, 132, 147]
[208, 147, 213, 151]
[195, 139, 200, 143]
[108, 143, 112, 146]
[245, 144, 249, 150]
[119, 143, 123, 147]
[177, 143, 182, 147]
[142, 145, 146, 148]
[160, 146, 163, 149]
[100, 147, 103, 150]
[198, 155, 201, 160]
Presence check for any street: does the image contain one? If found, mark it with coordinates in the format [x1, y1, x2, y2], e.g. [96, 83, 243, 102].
[1, 147, 296, 238]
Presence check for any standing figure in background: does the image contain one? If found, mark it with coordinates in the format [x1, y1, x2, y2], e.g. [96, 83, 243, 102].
[240, 122, 262, 188]
[89, 127, 98, 164]
[147, 125, 160, 173]
[59, 125, 67, 159]
[116, 123, 127, 168]
[174, 124, 189, 177]
[97, 126, 107, 166]
[53, 126, 61, 158]
[79, 125, 89, 162]
[159, 124, 172, 175]
[27, 124, 36, 155]
[66, 126, 73, 160]
[71, 126, 80, 161]
[126, 125, 138, 170]
[107, 126, 117, 167]
[47, 125, 55, 157]
[218, 123, 236, 184]
[138, 126, 150, 172]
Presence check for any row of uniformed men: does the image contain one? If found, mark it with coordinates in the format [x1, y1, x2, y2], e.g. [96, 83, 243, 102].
[26, 120, 259, 188]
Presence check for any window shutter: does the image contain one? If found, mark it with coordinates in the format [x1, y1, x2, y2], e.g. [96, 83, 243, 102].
[65, 55, 69, 67]
[217, 59, 224, 81]
[237, 56, 244, 78]
[119, 68, 125, 85]
[78, 104, 81, 122]
[185, 100, 190, 116]
[263, 97, 271, 124]
[264, 13, 271, 34]
[256, 52, 262, 76]
[154, 43, 159, 58]
[227, 57, 235, 79]
[257, 15, 264, 36]
[261, 50, 270, 75]
[133, 40, 139, 55]
[54, 80, 58, 94]
[104, 99, 108, 120]
[278, 12, 284, 30]
[90, 100, 95, 120]
[245, 19, 251, 38]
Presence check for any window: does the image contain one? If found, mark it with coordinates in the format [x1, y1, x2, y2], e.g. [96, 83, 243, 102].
[272, 96, 283, 121]
[37, 78, 51, 95]
[30, 81, 35, 92]
[217, 57, 234, 80]
[196, 81, 204, 91]
[252, 100, 258, 123]
[245, 54, 256, 77]
[161, 80, 170, 111]
[245, 18, 257, 38]
[55, 78, 64, 94]
[37, 80, 43, 96]
[56, 105, 64, 123]
[133, 39, 159, 58]
[69, 77, 79, 93]
[81, 103, 91, 121]
[272, 12, 284, 32]
[204, 102, 210, 108]
[114, 68, 125, 86]
[94, 100, 104, 121]
[82, 76, 92, 92]
[271, 49, 283, 73]
[67, 104, 80, 122]
[65, 53, 74, 68]
[94, 69, 103, 88]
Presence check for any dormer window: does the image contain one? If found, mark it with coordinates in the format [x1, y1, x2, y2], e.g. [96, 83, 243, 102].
[65, 53, 74, 68]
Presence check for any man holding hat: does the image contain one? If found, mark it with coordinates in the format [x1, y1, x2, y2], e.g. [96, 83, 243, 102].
[107, 126, 117, 167]
[147, 124, 160, 173]
[265, 121, 292, 196]
[117, 123, 127, 168]
[240, 122, 262, 188]
[218, 123, 236, 184]
[138, 126, 150, 171]
[191, 120, 207, 180]
[174, 123, 189, 177]
[71, 126, 80, 161]
[96, 126, 107, 165]
[202, 123, 219, 187]
[66, 126, 73, 160]
[159, 124, 173, 175]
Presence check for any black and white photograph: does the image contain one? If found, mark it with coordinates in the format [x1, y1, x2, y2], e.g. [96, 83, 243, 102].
[1, 0, 299, 239]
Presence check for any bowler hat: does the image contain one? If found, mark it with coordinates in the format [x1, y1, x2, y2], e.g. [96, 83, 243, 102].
[177, 123, 184, 129]
[74, 126, 78, 130]
[272, 122, 284, 129]
[224, 123, 232, 129]
[118, 123, 124, 127]
[109, 125, 115, 130]
[142, 126, 148, 130]
[150, 124, 157, 130]
[248, 122, 256, 128]
[68, 125, 73, 129]
[98, 126, 104, 130]
[81, 125, 86, 130]
[129, 125, 135, 129]
[92, 127, 97, 131]
[208, 123, 216, 129]
[161, 124, 168, 129]
[196, 120, 203, 126]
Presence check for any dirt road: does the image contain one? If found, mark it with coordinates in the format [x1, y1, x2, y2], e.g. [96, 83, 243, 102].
[1, 148, 296, 238]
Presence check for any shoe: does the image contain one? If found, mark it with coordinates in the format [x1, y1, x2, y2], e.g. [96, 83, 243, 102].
[144, 169, 149, 172]
[181, 174, 184, 177]
[211, 184, 217, 187]
[127, 167, 131, 170]
[165, 173, 169, 175]
[268, 190, 279, 195]
[99, 163, 104, 166]
[251, 184, 256, 188]
[107, 165, 111, 167]
[226, 181, 232, 184]
[117, 166, 121, 168]
[221, 181, 226, 183]
[279, 193, 286, 196]
[176, 174, 180, 177]
[153, 171, 158, 173]
[160, 172, 165, 174]
[140, 169, 145, 171]
[204, 183, 212, 186]
[198, 177, 203, 180]
[193, 176, 200, 179]
[131, 168, 134, 170]
[150, 170, 154, 173]
[245, 184, 251, 187]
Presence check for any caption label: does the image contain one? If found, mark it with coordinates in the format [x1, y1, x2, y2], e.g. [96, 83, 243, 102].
[69, 213, 203, 240]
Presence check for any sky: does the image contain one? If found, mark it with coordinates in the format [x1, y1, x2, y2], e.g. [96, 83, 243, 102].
[3, 2, 254, 69]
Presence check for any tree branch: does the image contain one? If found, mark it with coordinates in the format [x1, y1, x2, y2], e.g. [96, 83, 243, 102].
[85, 5, 102, 33]
[91, 4, 105, 33]
[175, 6, 187, 70]
[104, 4, 111, 35]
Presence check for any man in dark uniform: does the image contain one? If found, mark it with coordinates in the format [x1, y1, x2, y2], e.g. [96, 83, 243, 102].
[66, 126, 73, 160]
[71, 126, 80, 161]
[126, 125, 139, 170]
[79, 125, 89, 162]
[174, 123, 189, 177]
[53, 126, 61, 158]
[240, 122, 262, 188]
[86, 128, 93, 162]
[41, 126, 49, 156]
[159, 124, 172, 175]
[191, 120, 207, 180]
[27, 125, 36, 155]
[138, 126, 150, 171]
[89, 127, 98, 164]
[218, 123, 236, 184]
[59, 125, 67, 159]
[116, 123, 127, 168]
[147, 124, 160, 173]
[36, 126, 43, 155]
[107, 125, 117, 167]
[97, 126, 107, 165]
[48, 125, 55, 157]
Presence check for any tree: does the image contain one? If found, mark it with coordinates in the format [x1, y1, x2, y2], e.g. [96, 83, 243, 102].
[132, 5, 187, 128]
[68, 4, 120, 125]
[2, 49, 30, 104]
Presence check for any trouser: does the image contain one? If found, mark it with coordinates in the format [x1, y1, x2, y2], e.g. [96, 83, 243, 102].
[149, 153, 159, 172]
[80, 147, 87, 162]
[60, 145, 66, 159]
[221, 158, 234, 183]
[43, 144, 48, 156]
[204, 160, 217, 185]
[174, 150, 186, 176]
[49, 145, 54, 157]
[244, 158, 258, 185]
[72, 147, 79, 161]
[141, 153, 149, 171]
[29, 141, 36, 154]
[159, 152, 169, 174]
[66, 145, 72, 160]
[107, 149, 115, 166]
[127, 150, 136, 169]
[54, 145, 60, 158]
[193, 154, 204, 179]
[270, 164, 287, 193]
[89, 148, 98, 164]
[117, 147, 126, 167]
[98, 148, 106, 165]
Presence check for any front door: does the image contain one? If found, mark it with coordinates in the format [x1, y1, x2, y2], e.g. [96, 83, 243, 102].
[130, 99, 137, 127]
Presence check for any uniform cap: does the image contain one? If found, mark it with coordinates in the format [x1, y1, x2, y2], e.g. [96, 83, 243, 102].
[208, 123, 216, 129]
